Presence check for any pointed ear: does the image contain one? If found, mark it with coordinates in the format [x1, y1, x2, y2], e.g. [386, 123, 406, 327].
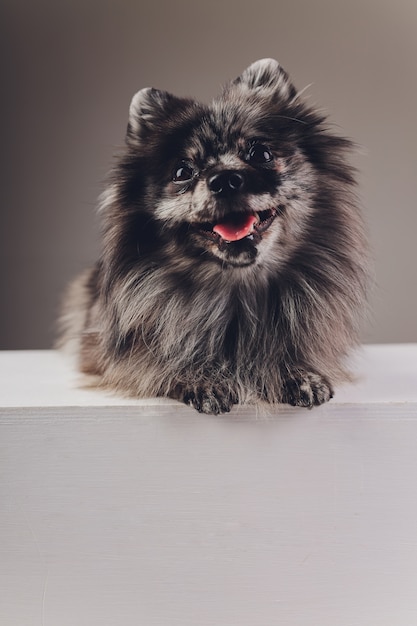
[126, 87, 188, 146]
[233, 58, 297, 101]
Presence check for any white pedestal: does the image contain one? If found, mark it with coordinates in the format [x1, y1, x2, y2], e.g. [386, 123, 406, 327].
[1, 345, 417, 625]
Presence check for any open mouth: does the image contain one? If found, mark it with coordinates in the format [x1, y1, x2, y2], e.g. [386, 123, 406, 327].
[196, 208, 277, 243]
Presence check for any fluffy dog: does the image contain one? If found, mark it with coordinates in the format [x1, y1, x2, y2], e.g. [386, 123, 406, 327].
[59, 59, 369, 414]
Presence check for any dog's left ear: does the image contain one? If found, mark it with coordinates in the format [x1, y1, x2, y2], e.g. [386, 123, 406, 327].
[233, 58, 297, 101]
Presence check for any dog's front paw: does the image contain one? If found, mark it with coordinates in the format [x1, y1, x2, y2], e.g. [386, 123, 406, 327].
[282, 372, 333, 409]
[182, 386, 239, 415]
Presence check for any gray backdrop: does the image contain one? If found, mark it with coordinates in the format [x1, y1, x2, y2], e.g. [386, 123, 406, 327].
[2, 0, 416, 349]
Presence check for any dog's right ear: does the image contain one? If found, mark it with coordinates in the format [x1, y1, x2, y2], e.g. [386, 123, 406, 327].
[127, 87, 190, 146]
[127, 88, 170, 145]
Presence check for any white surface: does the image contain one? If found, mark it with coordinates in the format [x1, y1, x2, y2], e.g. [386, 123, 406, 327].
[1, 346, 417, 625]
[0, 349, 171, 408]
[1, 343, 417, 408]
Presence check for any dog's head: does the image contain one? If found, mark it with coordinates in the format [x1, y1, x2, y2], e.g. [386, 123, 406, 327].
[114, 59, 353, 271]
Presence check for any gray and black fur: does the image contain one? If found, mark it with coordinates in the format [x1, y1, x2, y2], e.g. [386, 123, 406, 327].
[59, 59, 369, 414]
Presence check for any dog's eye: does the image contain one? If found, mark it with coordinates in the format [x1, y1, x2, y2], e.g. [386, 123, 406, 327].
[173, 164, 194, 183]
[247, 143, 273, 164]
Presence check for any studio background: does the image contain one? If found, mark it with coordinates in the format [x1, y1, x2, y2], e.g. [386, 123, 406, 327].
[1, 0, 416, 349]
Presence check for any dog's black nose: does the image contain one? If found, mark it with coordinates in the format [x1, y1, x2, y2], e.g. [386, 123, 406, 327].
[208, 171, 245, 195]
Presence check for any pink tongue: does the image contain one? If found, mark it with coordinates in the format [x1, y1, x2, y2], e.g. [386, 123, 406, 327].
[213, 214, 257, 242]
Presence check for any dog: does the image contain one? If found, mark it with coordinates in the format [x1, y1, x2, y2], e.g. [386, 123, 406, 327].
[58, 59, 369, 414]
